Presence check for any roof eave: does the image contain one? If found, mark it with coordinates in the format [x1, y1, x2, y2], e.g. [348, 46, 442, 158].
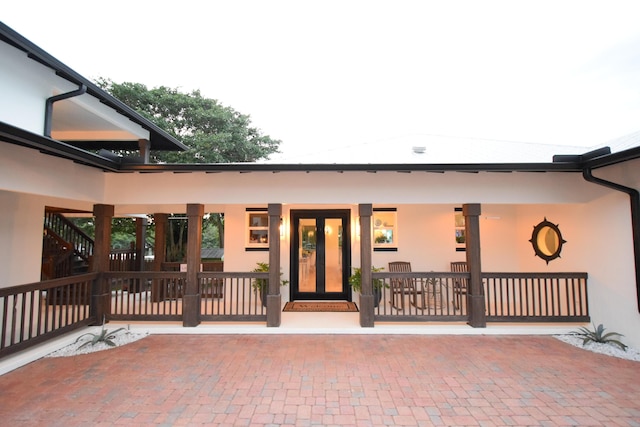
[0, 121, 121, 172]
[118, 161, 583, 174]
[0, 22, 188, 152]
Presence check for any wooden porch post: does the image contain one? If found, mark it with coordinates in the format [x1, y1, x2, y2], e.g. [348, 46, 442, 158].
[91, 204, 114, 324]
[151, 213, 168, 302]
[135, 217, 147, 271]
[183, 204, 203, 327]
[463, 203, 486, 328]
[359, 204, 374, 327]
[267, 203, 282, 327]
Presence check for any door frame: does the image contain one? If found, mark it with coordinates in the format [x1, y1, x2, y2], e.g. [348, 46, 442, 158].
[289, 209, 352, 301]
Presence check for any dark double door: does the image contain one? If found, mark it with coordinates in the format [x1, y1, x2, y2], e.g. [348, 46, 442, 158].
[290, 210, 351, 301]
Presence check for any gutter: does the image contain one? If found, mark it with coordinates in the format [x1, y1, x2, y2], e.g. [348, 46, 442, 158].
[44, 84, 87, 137]
[583, 165, 640, 313]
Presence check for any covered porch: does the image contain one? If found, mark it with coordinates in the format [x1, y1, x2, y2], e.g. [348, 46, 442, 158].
[0, 199, 592, 359]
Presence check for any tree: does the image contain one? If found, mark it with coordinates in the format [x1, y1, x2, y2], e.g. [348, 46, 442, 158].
[96, 79, 277, 254]
[96, 79, 282, 163]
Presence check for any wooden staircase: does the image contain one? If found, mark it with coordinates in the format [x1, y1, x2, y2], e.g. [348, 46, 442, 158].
[41, 211, 94, 281]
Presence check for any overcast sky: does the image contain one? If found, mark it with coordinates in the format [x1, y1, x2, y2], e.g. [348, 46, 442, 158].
[3, 0, 640, 161]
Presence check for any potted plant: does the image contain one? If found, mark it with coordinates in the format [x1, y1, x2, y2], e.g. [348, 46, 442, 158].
[252, 262, 289, 307]
[349, 266, 387, 307]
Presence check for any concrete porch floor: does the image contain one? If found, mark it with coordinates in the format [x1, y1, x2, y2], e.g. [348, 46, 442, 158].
[0, 314, 639, 426]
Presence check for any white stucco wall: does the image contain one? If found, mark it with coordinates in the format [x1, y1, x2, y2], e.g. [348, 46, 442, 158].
[0, 143, 106, 201]
[105, 170, 611, 209]
[581, 191, 639, 348]
[0, 192, 46, 286]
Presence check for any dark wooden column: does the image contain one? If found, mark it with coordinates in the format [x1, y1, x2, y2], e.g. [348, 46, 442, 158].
[267, 203, 282, 327]
[359, 204, 374, 327]
[151, 213, 168, 302]
[183, 204, 203, 327]
[91, 204, 114, 324]
[135, 217, 147, 271]
[464, 203, 486, 328]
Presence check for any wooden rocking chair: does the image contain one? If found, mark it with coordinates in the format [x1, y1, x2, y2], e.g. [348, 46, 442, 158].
[450, 261, 468, 310]
[388, 261, 424, 311]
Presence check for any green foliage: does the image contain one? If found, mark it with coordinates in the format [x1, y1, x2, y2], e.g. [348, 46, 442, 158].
[251, 262, 289, 290]
[96, 79, 282, 164]
[374, 235, 388, 244]
[571, 323, 628, 351]
[348, 266, 386, 292]
[75, 319, 126, 349]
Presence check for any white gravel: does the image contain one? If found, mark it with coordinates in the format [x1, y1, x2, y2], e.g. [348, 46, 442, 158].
[44, 327, 639, 362]
[554, 334, 640, 362]
[46, 328, 148, 358]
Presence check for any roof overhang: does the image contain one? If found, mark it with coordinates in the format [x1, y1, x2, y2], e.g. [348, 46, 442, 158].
[0, 22, 188, 152]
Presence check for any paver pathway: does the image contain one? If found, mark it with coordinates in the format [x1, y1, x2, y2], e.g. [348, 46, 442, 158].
[0, 335, 638, 426]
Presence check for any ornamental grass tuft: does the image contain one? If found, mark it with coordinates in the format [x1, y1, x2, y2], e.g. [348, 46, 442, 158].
[571, 323, 628, 351]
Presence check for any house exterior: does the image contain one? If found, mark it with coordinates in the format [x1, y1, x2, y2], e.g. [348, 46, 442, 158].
[1, 22, 640, 350]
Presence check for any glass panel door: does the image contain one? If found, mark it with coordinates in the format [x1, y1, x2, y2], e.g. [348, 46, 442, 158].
[298, 218, 317, 293]
[290, 210, 350, 301]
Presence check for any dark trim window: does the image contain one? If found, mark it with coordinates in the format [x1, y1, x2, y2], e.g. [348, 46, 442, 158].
[373, 208, 398, 252]
[246, 208, 269, 251]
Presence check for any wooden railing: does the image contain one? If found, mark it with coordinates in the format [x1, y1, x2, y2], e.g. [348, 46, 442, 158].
[373, 271, 589, 323]
[482, 272, 589, 322]
[373, 272, 469, 321]
[0, 274, 96, 358]
[199, 272, 267, 321]
[0, 269, 589, 359]
[105, 271, 267, 322]
[44, 212, 93, 263]
[110, 246, 138, 272]
[41, 233, 75, 280]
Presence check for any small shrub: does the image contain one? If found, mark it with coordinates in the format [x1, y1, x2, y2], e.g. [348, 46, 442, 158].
[251, 262, 288, 291]
[348, 266, 386, 293]
[75, 317, 126, 349]
[571, 323, 628, 351]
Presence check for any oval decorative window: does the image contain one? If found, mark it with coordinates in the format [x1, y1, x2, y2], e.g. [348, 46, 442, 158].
[529, 218, 566, 264]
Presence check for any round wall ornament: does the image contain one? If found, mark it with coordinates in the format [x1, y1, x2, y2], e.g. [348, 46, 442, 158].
[529, 217, 566, 264]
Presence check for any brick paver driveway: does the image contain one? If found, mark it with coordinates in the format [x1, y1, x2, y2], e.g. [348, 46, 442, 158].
[0, 335, 638, 426]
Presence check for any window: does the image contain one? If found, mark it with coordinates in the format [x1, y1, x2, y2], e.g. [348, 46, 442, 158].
[373, 208, 397, 251]
[454, 207, 465, 251]
[246, 209, 269, 250]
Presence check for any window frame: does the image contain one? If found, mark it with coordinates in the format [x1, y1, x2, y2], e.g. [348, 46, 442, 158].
[372, 208, 398, 252]
[246, 208, 269, 251]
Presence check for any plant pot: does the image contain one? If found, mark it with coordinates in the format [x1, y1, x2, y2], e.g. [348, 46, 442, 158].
[260, 286, 267, 308]
[373, 288, 382, 308]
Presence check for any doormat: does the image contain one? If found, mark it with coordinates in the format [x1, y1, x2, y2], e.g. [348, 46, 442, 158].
[283, 301, 359, 312]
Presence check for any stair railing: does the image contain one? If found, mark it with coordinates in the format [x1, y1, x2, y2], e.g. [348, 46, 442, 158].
[44, 212, 94, 263]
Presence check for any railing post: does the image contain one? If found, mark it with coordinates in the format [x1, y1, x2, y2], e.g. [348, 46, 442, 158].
[183, 204, 203, 327]
[135, 217, 147, 271]
[91, 204, 114, 324]
[359, 204, 374, 327]
[151, 213, 168, 302]
[464, 203, 486, 327]
[267, 203, 282, 327]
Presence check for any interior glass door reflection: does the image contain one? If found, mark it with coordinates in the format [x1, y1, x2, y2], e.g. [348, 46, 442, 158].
[291, 210, 350, 301]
